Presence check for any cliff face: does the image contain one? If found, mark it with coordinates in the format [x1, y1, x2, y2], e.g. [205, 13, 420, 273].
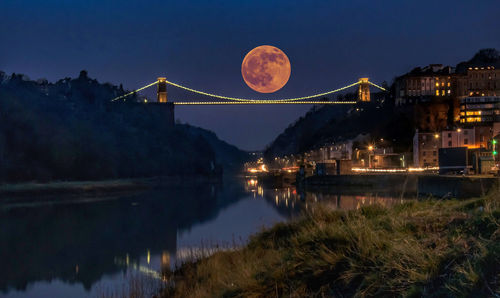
[263, 90, 412, 159]
[263, 104, 350, 158]
[0, 71, 247, 182]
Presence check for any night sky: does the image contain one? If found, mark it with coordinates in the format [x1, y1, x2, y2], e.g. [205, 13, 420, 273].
[1, 0, 499, 150]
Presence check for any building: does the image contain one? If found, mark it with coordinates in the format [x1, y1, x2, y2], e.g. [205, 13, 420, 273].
[459, 96, 500, 125]
[393, 64, 456, 131]
[441, 128, 474, 148]
[307, 141, 353, 163]
[413, 131, 441, 168]
[393, 51, 500, 128]
[441, 126, 493, 149]
[394, 64, 455, 106]
[456, 66, 500, 98]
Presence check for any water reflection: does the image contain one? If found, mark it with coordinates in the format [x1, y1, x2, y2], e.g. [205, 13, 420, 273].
[1, 178, 410, 297]
[246, 176, 408, 219]
[0, 181, 252, 297]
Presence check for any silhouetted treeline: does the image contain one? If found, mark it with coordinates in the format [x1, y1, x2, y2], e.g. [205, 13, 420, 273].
[0, 71, 248, 183]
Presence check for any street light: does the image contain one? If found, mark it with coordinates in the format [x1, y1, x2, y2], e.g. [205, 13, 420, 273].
[368, 145, 374, 168]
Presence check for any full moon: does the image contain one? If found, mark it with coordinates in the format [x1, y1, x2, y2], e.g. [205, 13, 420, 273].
[241, 45, 291, 93]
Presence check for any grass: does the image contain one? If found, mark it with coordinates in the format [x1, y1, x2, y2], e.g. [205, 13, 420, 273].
[162, 189, 500, 297]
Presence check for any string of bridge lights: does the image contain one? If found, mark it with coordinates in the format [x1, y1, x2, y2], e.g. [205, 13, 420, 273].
[163, 80, 362, 102]
[110, 78, 387, 104]
[111, 81, 159, 102]
[174, 101, 358, 105]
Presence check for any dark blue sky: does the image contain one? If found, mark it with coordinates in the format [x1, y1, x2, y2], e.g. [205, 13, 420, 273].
[1, 0, 499, 150]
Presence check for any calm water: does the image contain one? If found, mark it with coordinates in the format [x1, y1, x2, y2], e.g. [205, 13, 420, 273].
[0, 178, 407, 298]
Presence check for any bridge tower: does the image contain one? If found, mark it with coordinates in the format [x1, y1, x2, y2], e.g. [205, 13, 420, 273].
[358, 78, 370, 102]
[157, 77, 168, 103]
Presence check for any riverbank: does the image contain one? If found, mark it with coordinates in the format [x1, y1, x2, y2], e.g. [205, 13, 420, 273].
[304, 174, 499, 198]
[0, 175, 222, 200]
[162, 188, 500, 297]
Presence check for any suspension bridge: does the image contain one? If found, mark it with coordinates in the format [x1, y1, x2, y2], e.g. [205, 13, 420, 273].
[111, 77, 387, 105]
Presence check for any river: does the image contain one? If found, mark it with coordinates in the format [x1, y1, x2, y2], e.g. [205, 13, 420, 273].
[0, 177, 407, 298]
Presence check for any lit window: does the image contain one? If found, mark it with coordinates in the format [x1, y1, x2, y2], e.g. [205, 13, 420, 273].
[447, 82, 450, 87]
[447, 90, 451, 94]
[436, 90, 440, 96]
[442, 90, 445, 96]
[435, 82, 439, 87]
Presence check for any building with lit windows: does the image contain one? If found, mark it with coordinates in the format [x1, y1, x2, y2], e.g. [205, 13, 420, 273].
[459, 96, 500, 125]
[393, 50, 500, 128]
[456, 66, 500, 98]
[394, 64, 455, 106]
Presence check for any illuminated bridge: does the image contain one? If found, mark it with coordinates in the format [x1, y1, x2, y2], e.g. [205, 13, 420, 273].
[111, 77, 387, 105]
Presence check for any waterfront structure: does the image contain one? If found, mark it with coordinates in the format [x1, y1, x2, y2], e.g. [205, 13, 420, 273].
[441, 128, 474, 149]
[413, 131, 441, 168]
[441, 126, 494, 150]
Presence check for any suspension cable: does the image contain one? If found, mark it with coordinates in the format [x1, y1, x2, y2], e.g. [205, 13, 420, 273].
[110, 78, 386, 103]
[368, 81, 387, 91]
[111, 81, 158, 102]
[163, 79, 360, 102]
[174, 101, 357, 105]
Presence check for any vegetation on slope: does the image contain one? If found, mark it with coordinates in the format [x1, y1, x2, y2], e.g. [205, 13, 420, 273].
[0, 71, 247, 182]
[164, 190, 500, 297]
[264, 96, 415, 159]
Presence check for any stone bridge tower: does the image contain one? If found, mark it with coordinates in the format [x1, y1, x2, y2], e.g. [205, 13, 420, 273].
[358, 78, 370, 102]
[157, 77, 167, 103]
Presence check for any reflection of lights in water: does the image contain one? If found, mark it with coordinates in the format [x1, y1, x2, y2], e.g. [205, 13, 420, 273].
[162, 251, 170, 269]
[114, 255, 163, 280]
[147, 250, 150, 265]
[247, 179, 258, 186]
[352, 167, 439, 173]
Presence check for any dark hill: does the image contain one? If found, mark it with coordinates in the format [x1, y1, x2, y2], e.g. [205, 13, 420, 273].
[456, 48, 500, 73]
[263, 92, 413, 159]
[0, 71, 248, 182]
